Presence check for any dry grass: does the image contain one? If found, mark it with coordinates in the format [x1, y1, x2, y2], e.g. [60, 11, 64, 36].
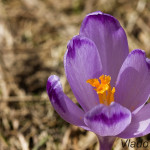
[0, 0, 150, 150]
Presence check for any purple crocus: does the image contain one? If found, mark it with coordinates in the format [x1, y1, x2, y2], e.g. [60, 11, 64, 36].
[46, 11, 150, 150]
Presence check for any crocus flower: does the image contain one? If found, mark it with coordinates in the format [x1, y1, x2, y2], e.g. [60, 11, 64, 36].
[46, 11, 150, 150]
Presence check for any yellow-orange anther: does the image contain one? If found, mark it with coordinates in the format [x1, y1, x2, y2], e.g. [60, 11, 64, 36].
[86, 75, 115, 105]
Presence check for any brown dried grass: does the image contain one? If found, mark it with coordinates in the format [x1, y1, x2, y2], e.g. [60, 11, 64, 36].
[0, 0, 150, 150]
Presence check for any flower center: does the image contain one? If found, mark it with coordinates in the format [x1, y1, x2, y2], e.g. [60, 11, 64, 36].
[86, 75, 115, 106]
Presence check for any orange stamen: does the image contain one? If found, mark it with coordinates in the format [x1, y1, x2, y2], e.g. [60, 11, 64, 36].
[87, 75, 115, 105]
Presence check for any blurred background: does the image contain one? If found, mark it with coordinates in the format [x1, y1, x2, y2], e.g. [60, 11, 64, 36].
[0, 0, 150, 150]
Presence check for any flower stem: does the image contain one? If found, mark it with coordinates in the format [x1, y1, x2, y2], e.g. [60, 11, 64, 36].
[97, 136, 116, 150]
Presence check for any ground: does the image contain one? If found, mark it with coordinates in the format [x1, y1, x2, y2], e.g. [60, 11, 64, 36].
[0, 0, 150, 150]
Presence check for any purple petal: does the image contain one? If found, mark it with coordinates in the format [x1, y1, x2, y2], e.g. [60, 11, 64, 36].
[80, 11, 129, 86]
[84, 102, 131, 136]
[118, 103, 150, 138]
[46, 75, 89, 129]
[64, 35, 102, 112]
[115, 49, 150, 112]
